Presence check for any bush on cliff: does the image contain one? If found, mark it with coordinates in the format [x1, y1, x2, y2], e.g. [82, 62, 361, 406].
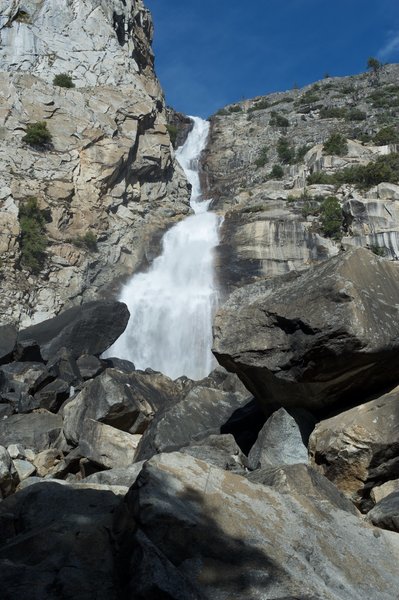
[19, 198, 47, 273]
[323, 133, 348, 156]
[22, 122, 52, 147]
[53, 73, 75, 88]
[320, 196, 342, 239]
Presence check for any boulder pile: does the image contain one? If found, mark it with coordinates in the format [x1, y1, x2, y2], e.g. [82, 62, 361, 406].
[1, 250, 399, 598]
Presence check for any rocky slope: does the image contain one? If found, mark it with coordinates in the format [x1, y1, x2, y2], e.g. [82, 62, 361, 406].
[0, 0, 190, 327]
[201, 64, 399, 294]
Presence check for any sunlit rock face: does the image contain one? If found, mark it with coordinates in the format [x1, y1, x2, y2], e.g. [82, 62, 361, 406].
[0, 0, 190, 326]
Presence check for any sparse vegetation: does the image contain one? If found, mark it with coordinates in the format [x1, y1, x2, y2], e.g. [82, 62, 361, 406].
[269, 164, 284, 179]
[247, 99, 270, 113]
[13, 9, 30, 23]
[346, 108, 366, 121]
[270, 112, 290, 127]
[166, 124, 178, 146]
[71, 231, 98, 252]
[319, 196, 342, 239]
[22, 121, 52, 147]
[323, 133, 348, 156]
[367, 57, 382, 74]
[53, 73, 75, 88]
[19, 198, 47, 273]
[319, 107, 347, 119]
[370, 244, 387, 257]
[277, 136, 295, 164]
[228, 105, 242, 113]
[254, 146, 269, 169]
[295, 144, 311, 162]
[215, 108, 229, 117]
[373, 126, 399, 146]
[307, 153, 399, 189]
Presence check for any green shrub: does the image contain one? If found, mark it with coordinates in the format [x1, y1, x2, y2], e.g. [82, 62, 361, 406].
[71, 231, 98, 252]
[53, 73, 75, 88]
[307, 171, 336, 185]
[255, 146, 269, 168]
[373, 126, 399, 146]
[307, 153, 399, 189]
[320, 196, 342, 239]
[319, 107, 347, 119]
[166, 124, 178, 146]
[270, 164, 284, 179]
[277, 136, 295, 164]
[295, 144, 311, 162]
[19, 198, 47, 273]
[346, 108, 366, 121]
[22, 122, 52, 147]
[367, 57, 382, 73]
[323, 133, 348, 156]
[215, 108, 229, 116]
[228, 105, 242, 113]
[247, 99, 270, 113]
[270, 112, 290, 127]
[370, 244, 386, 257]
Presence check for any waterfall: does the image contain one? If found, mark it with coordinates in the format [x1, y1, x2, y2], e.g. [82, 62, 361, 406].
[106, 117, 220, 380]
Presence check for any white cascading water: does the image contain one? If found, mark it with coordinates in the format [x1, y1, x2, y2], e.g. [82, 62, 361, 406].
[106, 117, 220, 380]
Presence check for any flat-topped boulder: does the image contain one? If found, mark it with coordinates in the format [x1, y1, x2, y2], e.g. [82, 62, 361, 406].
[213, 248, 399, 415]
[18, 301, 129, 361]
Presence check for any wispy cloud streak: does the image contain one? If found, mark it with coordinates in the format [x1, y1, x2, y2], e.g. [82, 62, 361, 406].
[378, 31, 399, 58]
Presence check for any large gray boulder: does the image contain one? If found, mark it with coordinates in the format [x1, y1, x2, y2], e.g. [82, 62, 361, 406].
[0, 412, 63, 452]
[0, 324, 17, 364]
[122, 451, 399, 600]
[135, 386, 250, 461]
[78, 419, 141, 469]
[18, 301, 130, 361]
[213, 248, 399, 415]
[309, 384, 399, 505]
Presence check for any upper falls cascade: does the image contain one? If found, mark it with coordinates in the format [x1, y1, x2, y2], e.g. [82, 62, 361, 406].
[107, 117, 221, 380]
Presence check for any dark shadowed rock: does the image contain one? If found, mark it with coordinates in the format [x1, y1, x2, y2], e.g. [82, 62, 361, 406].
[0, 325, 17, 364]
[0, 446, 19, 499]
[47, 348, 81, 385]
[122, 451, 399, 600]
[367, 492, 399, 532]
[34, 379, 70, 412]
[309, 384, 399, 506]
[18, 301, 130, 361]
[0, 482, 122, 600]
[213, 248, 399, 415]
[76, 354, 104, 380]
[248, 408, 311, 470]
[0, 362, 50, 396]
[135, 386, 250, 461]
[62, 368, 180, 444]
[221, 398, 265, 454]
[0, 412, 62, 452]
[102, 356, 136, 374]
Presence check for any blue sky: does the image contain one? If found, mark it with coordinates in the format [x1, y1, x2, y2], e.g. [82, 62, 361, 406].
[145, 0, 399, 118]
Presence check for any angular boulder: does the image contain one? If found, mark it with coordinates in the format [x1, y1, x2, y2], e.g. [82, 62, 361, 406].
[248, 408, 310, 470]
[0, 324, 17, 364]
[213, 248, 399, 415]
[18, 301, 130, 361]
[62, 368, 179, 444]
[135, 386, 250, 461]
[309, 384, 399, 505]
[78, 419, 141, 469]
[0, 412, 63, 452]
[0, 446, 18, 499]
[123, 452, 399, 600]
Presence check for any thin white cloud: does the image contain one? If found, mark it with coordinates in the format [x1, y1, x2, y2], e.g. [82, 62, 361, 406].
[378, 31, 399, 59]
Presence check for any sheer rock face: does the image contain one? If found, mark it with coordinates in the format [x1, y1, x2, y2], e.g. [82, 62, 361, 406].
[0, 0, 190, 326]
[213, 247, 399, 415]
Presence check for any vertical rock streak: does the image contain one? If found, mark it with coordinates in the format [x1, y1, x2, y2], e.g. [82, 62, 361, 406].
[108, 117, 221, 379]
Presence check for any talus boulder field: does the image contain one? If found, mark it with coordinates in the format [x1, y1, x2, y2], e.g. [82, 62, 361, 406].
[213, 247, 399, 415]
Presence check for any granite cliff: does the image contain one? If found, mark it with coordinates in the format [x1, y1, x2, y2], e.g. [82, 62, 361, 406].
[0, 0, 190, 326]
[201, 64, 399, 294]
